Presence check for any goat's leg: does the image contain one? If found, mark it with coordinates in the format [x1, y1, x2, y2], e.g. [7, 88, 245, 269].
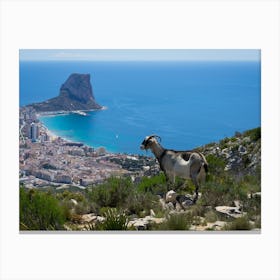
[165, 172, 175, 191]
[189, 161, 203, 204]
[190, 174, 200, 204]
[193, 181, 199, 204]
[192, 163, 207, 203]
[164, 175, 171, 191]
[171, 174, 176, 191]
[166, 178, 172, 191]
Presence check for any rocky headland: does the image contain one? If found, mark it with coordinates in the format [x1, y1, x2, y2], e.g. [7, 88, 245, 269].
[27, 73, 102, 113]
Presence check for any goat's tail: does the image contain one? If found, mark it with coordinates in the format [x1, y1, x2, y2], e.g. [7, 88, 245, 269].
[203, 161, 208, 173]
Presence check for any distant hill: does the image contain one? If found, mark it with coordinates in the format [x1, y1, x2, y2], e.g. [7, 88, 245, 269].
[27, 73, 102, 112]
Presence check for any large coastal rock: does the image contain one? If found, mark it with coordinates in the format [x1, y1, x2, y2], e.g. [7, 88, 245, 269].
[29, 73, 102, 112]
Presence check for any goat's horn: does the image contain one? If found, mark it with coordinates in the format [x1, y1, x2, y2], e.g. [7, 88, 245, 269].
[150, 134, 161, 142]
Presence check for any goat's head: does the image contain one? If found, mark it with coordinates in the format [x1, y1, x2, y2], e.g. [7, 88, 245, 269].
[140, 135, 161, 150]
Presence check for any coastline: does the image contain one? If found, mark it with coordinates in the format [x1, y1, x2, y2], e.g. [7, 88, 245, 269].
[19, 105, 160, 189]
[38, 116, 97, 150]
[20, 104, 132, 156]
[36, 106, 109, 149]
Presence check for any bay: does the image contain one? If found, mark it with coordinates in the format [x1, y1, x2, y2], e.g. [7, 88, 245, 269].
[20, 60, 261, 154]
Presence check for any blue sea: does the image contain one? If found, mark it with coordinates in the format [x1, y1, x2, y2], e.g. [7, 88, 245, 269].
[20, 60, 261, 155]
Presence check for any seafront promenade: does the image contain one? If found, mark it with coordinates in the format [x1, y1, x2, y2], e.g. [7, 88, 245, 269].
[19, 106, 159, 189]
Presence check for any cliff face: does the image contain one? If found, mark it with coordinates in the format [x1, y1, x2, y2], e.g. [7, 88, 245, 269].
[29, 73, 102, 112]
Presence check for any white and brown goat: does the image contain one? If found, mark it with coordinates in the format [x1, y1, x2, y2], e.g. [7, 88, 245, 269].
[140, 135, 208, 203]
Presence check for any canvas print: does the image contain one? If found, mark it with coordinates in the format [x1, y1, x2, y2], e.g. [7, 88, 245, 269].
[19, 49, 261, 231]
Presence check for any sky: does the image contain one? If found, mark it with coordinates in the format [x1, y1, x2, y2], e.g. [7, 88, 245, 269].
[19, 49, 260, 62]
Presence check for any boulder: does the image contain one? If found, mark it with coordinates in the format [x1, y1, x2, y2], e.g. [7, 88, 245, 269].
[190, 220, 227, 231]
[128, 219, 149, 230]
[165, 190, 177, 203]
[70, 199, 78, 206]
[150, 209, 156, 217]
[81, 213, 105, 223]
[215, 206, 246, 219]
[176, 194, 194, 208]
[233, 200, 242, 211]
[166, 202, 175, 210]
[212, 221, 227, 229]
[128, 216, 165, 230]
[247, 192, 261, 199]
[159, 198, 168, 210]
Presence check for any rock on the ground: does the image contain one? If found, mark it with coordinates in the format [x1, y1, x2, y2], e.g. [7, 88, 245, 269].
[150, 209, 156, 217]
[247, 192, 261, 199]
[190, 220, 227, 231]
[215, 206, 246, 219]
[128, 216, 165, 230]
[166, 190, 177, 203]
[70, 199, 78, 206]
[176, 194, 194, 208]
[81, 213, 105, 223]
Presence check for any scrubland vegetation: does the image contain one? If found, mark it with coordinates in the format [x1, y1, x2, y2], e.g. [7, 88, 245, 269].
[20, 127, 261, 231]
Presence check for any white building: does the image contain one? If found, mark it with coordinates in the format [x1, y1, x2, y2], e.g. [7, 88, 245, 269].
[30, 123, 39, 142]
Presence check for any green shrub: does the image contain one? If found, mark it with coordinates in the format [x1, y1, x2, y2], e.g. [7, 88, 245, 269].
[205, 154, 226, 175]
[137, 173, 193, 195]
[73, 201, 90, 215]
[204, 209, 219, 223]
[20, 188, 67, 230]
[57, 190, 85, 202]
[86, 177, 159, 216]
[86, 177, 133, 210]
[124, 191, 156, 216]
[244, 127, 261, 141]
[190, 203, 206, 217]
[223, 216, 252, 230]
[243, 194, 261, 220]
[200, 181, 228, 206]
[96, 208, 128, 230]
[137, 173, 167, 194]
[201, 176, 248, 207]
[156, 213, 193, 230]
[254, 216, 261, 228]
[219, 137, 230, 149]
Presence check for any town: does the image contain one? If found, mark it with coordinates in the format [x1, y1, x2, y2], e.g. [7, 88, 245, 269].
[19, 106, 160, 189]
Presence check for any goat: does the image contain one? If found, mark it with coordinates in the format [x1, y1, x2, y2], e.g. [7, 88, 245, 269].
[140, 135, 208, 203]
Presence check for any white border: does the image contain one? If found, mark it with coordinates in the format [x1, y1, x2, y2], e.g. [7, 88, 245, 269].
[1, 1, 279, 280]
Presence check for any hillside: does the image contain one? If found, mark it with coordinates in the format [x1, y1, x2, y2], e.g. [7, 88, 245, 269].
[198, 127, 261, 175]
[20, 127, 261, 231]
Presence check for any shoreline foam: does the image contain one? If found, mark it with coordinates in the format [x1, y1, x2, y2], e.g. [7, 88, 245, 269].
[36, 106, 107, 117]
